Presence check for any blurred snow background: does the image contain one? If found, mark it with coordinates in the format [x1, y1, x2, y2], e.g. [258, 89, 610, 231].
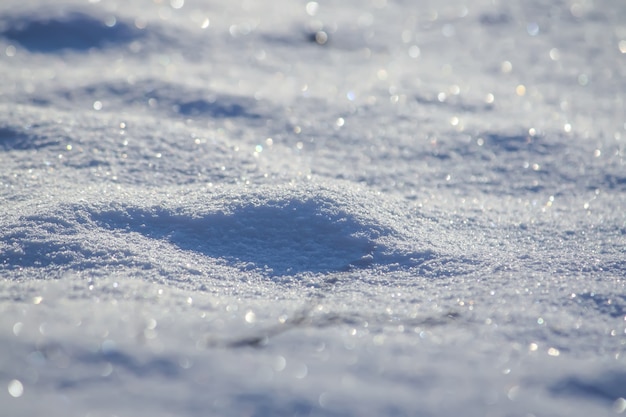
[1, 0, 625, 416]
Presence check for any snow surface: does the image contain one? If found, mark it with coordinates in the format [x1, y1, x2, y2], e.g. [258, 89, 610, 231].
[1, 0, 625, 415]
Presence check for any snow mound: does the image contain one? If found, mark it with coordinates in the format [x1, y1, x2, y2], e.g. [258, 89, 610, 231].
[1, 184, 442, 281]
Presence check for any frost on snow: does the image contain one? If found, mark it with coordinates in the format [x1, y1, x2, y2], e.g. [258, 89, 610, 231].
[0, 0, 625, 416]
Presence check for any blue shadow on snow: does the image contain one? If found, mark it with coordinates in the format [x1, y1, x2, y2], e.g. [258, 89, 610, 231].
[1, 12, 142, 53]
[550, 370, 626, 404]
[35, 79, 263, 119]
[0, 126, 59, 150]
[93, 200, 429, 277]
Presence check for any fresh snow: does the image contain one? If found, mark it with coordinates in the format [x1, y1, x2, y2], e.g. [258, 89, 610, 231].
[1, 0, 625, 416]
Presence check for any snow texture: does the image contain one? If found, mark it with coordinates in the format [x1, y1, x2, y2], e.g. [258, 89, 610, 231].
[1, 0, 625, 416]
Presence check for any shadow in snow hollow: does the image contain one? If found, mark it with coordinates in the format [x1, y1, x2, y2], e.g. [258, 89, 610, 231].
[1, 12, 143, 53]
[93, 199, 431, 277]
